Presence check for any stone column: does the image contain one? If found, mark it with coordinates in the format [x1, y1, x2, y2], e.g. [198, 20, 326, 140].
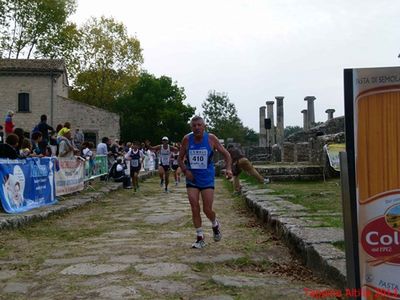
[325, 109, 335, 120]
[259, 106, 266, 147]
[275, 96, 284, 146]
[301, 109, 308, 131]
[304, 96, 316, 128]
[266, 101, 275, 146]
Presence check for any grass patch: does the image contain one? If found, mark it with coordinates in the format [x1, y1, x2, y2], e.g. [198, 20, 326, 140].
[332, 240, 345, 251]
[238, 174, 343, 227]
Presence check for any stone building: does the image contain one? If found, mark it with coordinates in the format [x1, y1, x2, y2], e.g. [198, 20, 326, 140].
[0, 59, 120, 145]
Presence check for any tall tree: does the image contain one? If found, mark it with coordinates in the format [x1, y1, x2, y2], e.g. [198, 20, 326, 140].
[114, 73, 195, 143]
[202, 91, 240, 132]
[0, 0, 77, 59]
[69, 16, 143, 109]
[201, 90, 256, 145]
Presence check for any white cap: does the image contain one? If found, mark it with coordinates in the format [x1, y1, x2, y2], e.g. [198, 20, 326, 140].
[162, 136, 169, 141]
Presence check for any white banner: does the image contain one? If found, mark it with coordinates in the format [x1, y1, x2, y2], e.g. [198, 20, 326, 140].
[55, 158, 84, 196]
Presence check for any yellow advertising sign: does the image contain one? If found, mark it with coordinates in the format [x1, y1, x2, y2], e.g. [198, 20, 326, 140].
[352, 67, 400, 299]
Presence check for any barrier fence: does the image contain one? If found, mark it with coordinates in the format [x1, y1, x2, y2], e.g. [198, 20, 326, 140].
[0, 155, 108, 214]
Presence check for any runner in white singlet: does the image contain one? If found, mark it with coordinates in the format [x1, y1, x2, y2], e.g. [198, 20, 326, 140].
[146, 137, 179, 193]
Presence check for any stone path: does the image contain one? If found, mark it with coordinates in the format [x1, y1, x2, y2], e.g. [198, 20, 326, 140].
[0, 177, 334, 299]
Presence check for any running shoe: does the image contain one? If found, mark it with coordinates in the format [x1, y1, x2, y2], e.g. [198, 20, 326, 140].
[212, 224, 222, 242]
[160, 179, 164, 187]
[175, 181, 178, 186]
[264, 178, 270, 184]
[164, 188, 169, 193]
[192, 237, 206, 249]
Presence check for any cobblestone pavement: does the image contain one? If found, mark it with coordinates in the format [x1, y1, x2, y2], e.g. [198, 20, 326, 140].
[0, 177, 334, 299]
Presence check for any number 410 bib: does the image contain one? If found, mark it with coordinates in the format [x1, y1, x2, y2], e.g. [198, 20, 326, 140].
[189, 149, 208, 169]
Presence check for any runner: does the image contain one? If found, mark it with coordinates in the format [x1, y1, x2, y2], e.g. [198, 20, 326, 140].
[178, 116, 232, 249]
[171, 144, 181, 186]
[146, 137, 179, 193]
[124, 141, 144, 192]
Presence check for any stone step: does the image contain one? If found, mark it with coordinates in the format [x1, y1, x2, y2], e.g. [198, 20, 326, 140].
[267, 174, 324, 182]
[255, 165, 323, 176]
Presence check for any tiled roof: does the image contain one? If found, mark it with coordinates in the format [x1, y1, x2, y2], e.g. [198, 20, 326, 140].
[0, 59, 65, 73]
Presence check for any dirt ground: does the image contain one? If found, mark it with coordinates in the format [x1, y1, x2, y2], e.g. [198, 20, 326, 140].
[0, 176, 334, 299]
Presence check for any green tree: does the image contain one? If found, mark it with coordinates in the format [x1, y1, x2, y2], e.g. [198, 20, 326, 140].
[114, 73, 195, 143]
[201, 91, 256, 145]
[69, 16, 143, 109]
[284, 125, 303, 138]
[0, 0, 77, 58]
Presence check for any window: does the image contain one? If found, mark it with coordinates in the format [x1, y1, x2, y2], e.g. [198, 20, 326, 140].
[18, 93, 30, 112]
[84, 131, 97, 147]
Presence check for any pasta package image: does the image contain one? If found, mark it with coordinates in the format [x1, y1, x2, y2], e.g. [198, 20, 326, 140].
[352, 67, 400, 299]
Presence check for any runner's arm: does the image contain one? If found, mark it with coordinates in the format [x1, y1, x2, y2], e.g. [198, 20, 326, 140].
[209, 134, 232, 178]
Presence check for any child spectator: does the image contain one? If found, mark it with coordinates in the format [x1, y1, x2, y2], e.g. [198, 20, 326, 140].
[19, 139, 32, 158]
[4, 110, 14, 137]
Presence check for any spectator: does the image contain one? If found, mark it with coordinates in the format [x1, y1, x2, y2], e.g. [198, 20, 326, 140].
[109, 158, 132, 189]
[64, 122, 71, 129]
[37, 115, 54, 155]
[13, 128, 25, 151]
[55, 124, 63, 134]
[31, 131, 43, 156]
[58, 128, 76, 158]
[49, 131, 58, 156]
[96, 137, 109, 156]
[82, 141, 94, 159]
[73, 128, 84, 150]
[0, 125, 4, 144]
[124, 142, 132, 153]
[0, 133, 20, 159]
[19, 139, 32, 158]
[4, 110, 14, 137]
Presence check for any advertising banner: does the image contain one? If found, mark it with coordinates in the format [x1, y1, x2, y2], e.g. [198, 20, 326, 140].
[84, 155, 108, 181]
[344, 66, 400, 299]
[0, 157, 56, 213]
[55, 157, 84, 196]
[324, 143, 346, 172]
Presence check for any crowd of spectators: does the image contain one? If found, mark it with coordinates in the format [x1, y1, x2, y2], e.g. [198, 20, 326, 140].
[0, 111, 165, 188]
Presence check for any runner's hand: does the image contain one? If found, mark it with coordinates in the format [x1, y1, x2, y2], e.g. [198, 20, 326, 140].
[184, 170, 194, 181]
[225, 170, 233, 179]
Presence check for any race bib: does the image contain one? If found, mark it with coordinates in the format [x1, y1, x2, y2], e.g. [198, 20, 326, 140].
[189, 149, 208, 169]
[161, 155, 170, 165]
[131, 159, 139, 167]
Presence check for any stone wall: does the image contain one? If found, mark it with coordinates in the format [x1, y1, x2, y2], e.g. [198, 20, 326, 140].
[296, 142, 310, 162]
[282, 142, 295, 162]
[286, 116, 345, 143]
[0, 73, 119, 143]
[55, 96, 120, 142]
[0, 74, 65, 130]
[244, 146, 268, 161]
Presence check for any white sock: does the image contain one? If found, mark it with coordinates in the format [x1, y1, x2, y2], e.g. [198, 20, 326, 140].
[211, 219, 218, 227]
[196, 227, 204, 238]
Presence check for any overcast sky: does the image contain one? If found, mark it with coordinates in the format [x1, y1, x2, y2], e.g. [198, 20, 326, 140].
[70, 0, 400, 131]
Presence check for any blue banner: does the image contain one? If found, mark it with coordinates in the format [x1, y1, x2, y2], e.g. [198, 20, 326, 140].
[0, 157, 57, 213]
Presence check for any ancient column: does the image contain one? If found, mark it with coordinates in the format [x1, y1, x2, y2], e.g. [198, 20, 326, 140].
[266, 101, 275, 146]
[325, 108, 335, 120]
[301, 109, 308, 131]
[275, 96, 284, 146]
[259, 106, 266, 147]
[304, 96, 316, 128]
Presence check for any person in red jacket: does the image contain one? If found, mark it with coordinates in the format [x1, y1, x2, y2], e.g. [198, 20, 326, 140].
[4, 110, 14, 137]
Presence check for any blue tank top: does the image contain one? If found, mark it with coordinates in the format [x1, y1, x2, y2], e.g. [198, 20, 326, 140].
[186, 132, 215, 188]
